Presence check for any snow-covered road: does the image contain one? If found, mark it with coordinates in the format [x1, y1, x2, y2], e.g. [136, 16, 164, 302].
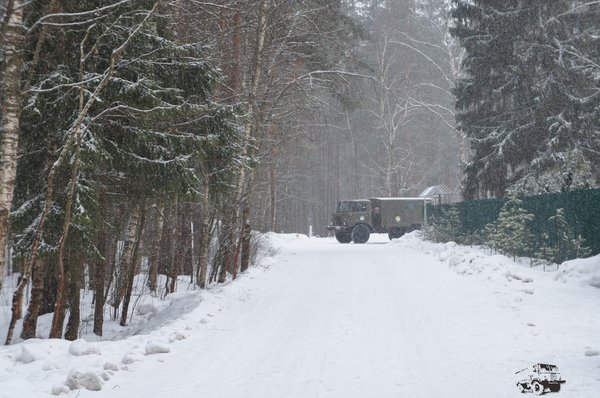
[2, 233, 599, 397]
[70, 233, 599, 398]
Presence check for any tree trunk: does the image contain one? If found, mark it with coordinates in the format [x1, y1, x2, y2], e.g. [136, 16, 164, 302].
[148, 206, 164, 293]
[0, 0, 24, 294]
[49, 114, 85, 339]
[232, 232, 241, 280]
[111, 205, 141, 312]
[240, 203, 252, 273]
[93, 235, 107, 336]
[103, 229, 120, 307]
[214, 217, 231, 284]
[196, 183, 210, 289]
[64, 250, 82, 341]
[40, 262, 58, 316]
[93, 191, 108, 336]
[269, 161, 277, 231]
[168, 224, 178, 294]
[19, 258, 44, 339]
[239, 166, 258, 273]
[230, 9, 242, 101]
[179, 203, 192, 280]
[166, 199, 179, 294]
[218, 226, 235, 283]
[345, 110, 360, 198]
[120, 205, 145, 326]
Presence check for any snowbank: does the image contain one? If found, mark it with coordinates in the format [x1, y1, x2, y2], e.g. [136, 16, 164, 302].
[557, 255, 600, 289]
[393, 231, 600, 290]
[0, 232, 287, 396]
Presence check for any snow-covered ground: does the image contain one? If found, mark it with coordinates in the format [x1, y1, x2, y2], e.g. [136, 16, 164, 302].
[1, 232, 599, 398]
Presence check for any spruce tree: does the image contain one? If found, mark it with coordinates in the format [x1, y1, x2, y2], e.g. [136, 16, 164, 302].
[431, 206, 463, 244]
[9, 0, 240, 341]
[488, 194, 533, 260]
[536, 208, 590, 265]
[452, 0, 600, 198]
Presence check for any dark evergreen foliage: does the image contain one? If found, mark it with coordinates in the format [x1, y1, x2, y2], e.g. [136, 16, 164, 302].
[452, 0, 600, 198]
[485, 194, 534, 260]
[427, 206, 464, 244]
[431, 189, 599, 263]
[12, 0, 240, 258]
[536, 208, 590, 265]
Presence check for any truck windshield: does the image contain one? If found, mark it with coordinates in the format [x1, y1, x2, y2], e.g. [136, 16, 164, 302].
[338, 201, 368, 212]
[539, 364, 558, 372]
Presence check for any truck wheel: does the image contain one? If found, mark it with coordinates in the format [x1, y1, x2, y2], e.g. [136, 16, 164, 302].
[335, 230, 352, 243]
[532, 381, 544, 395]
[548, 384, 560, 393]
[388, 228, 405, 240]
[352, 224, 370, 244]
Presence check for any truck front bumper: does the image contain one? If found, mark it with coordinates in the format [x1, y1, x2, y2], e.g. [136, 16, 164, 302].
[327, 225, 345, 232]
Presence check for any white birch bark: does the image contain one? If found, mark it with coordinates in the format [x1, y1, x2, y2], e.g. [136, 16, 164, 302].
[0, 0, 24, 293]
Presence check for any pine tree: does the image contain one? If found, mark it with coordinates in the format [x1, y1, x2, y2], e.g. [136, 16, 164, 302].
[487, 194, 533, 260]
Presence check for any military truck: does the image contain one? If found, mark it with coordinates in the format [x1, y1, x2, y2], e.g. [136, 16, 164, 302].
[327, 197, 429, 243]
[516, 363, 566, 395]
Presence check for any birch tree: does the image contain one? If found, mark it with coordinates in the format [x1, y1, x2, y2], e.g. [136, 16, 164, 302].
[0, 0, 24, 292]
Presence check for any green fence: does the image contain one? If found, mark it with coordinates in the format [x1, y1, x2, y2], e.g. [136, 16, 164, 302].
[434, 188, 600, 258]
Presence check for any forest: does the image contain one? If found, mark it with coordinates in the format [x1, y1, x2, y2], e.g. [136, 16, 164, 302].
[0, 0, 598, 342]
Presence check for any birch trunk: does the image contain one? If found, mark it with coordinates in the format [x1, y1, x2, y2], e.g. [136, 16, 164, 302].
[111, 206, 141, 313]
[168, 224, 177, 293]
[103, 231, 120, 312]
[239, 165, 258, 273]
[0, 0, 24, 294]
[196, 183, 210, 289]
[218, 216, 235, 281]
[166, 200, 179, 294]
[120, 205, 145, 326]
